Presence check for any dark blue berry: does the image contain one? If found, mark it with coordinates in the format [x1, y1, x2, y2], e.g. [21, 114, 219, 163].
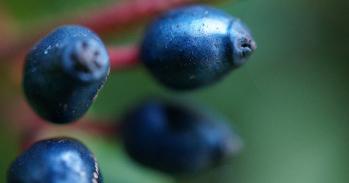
[141, 5, 256, 90]
[7, 137, 103, 183]
[23, 25, 110, 123]
[121, 99, 242, 175]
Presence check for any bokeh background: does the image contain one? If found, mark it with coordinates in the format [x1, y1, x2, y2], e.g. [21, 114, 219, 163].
[0, 0, 348, 183]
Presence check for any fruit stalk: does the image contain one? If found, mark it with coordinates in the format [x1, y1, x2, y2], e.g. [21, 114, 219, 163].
[20, 118, 121, 150]
[5, 100, 119, 149]
[109, 46, 140, 70]
[0, 0, 211, 59]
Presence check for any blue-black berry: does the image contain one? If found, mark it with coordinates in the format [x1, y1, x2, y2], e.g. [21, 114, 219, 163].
[7, 137, 103, 183]
[121, 99, 242, 175]
[141, 5, 256, 90]
[23, 25, 110, 123]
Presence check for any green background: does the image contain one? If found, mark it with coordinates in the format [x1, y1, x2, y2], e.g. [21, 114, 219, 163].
[0, 0, 348, 183]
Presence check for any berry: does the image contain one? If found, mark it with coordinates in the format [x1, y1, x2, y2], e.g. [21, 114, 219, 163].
[141, 5, 256, 90]
[121, 99, 242, 175]
[23, 25, 110, 123]
[7, 137, 103, 183]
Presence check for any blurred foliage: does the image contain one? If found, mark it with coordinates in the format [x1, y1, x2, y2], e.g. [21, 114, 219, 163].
[0, 0, 348, 183]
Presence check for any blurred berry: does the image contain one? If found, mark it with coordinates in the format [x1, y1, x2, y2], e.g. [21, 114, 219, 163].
[121, 98, 242, 175]
[8, 137, 103, 183]
[141, 5, 256, 90]
[23, 25, 110, 123]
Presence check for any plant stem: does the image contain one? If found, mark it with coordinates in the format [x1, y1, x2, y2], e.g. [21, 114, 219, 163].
[109, 46, 140, 70]
[20, 118, 121, 150]
[0, 0, 203, 59]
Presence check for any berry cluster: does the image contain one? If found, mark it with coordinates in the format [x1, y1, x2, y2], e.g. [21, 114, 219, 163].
[8, 4, 256, 183]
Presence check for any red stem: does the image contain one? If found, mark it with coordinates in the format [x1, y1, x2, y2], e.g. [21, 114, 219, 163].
[80, 0, 198, 35]
[6, 98, 120, 150]
[71, 119, 121, 138]
[109, 46, 140, 70]
[20, 121, 121, 150]
[0, 0, 202, 59]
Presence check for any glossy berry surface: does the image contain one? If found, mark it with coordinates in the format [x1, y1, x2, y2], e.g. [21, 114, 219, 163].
[23, 25, 110, 123]
[121, 99, 242, 175]
[141, 5, 256, 90]
[7, 138, 103, 183]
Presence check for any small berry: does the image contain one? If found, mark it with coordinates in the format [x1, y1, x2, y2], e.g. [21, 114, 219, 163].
[141, 5, 256, 90]
[23, 25, 110, 123]
[7, 137, 103, 183]
[121, 99, 242, 175]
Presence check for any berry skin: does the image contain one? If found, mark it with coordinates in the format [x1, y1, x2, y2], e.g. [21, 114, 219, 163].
[7, 138, 103, 183]
[23, 25, 110, 124]
[121, 99, 242, 175]
[141, 5, 256, 90]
